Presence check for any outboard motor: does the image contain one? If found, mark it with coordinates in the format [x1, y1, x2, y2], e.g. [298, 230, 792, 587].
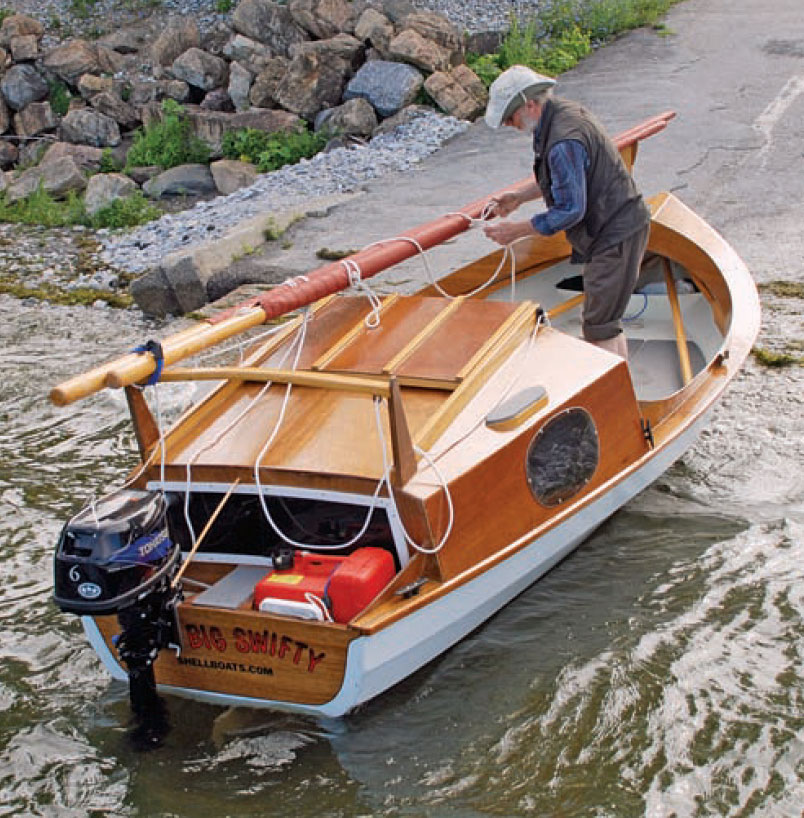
[54, 489, 182, 747]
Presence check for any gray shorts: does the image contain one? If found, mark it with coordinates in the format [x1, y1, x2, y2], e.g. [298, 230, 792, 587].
[581, 224, 650, 341]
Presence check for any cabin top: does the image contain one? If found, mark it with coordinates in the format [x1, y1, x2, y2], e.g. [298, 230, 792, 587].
[143, 294, 624, 496]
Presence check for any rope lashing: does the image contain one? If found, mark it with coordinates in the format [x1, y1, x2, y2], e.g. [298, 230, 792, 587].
[131, 339, 165, 386]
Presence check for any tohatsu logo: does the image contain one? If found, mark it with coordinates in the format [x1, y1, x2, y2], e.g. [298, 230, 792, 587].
[78, 582, 102, 599]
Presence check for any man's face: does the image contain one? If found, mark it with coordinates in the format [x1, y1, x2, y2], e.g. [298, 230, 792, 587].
[504, 100, 541, 134]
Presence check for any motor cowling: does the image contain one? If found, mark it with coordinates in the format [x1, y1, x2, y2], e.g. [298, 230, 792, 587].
[54, 489, 179, 616]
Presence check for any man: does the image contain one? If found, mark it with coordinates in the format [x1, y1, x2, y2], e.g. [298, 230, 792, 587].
[483, 65, 650, 359]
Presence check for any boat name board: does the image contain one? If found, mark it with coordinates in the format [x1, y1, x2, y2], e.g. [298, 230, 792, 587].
[181, 622, 327, 674]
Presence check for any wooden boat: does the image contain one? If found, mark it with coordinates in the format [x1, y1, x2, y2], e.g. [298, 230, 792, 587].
[50, 113, 760, 733]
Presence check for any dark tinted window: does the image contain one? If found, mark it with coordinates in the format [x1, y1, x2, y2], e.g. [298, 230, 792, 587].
[526, 409, 599, 506]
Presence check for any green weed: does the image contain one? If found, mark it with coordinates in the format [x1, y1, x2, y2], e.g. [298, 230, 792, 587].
[759, 280, 804, 299]
[99, 147, 123, 173]
[88, 192, 162, 229]
[0, 186, 86, 227]
[126, 99, 210, 170]
[468, 0, 681, 87]
[0, 185, 161, 230]
[752, 347, 803, 368]
[221, 127, 329, 173]
[48, 80, 72, 116]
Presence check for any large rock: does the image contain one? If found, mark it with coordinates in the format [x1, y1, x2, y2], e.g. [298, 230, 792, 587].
[10, 34, 39, 62]
[388, 28, 451, 73]
[248, 57, 289, 108]
[289, 0, 356, 40]
[5, 156, 87, 204]
[228, 62, 253, 112]
[317, 97, 377, 137]
[151, 18, 200, 67]
[42, 40, 100, 84]
[200, 89, 235, 112]
[0, 97, 10, 134]
[354, 8, 394, 57]
[84, 172, 138, 215]
[96, 45, 132, 75]
[0, 140, 19, 168]
[276, 45, 357, 120]
[60, 108, 121, 147]
[143, 163, 216, 198]
[231, 0, 309, 57]
[222, 34, 273, 67]
[40, 141, 104, 171]
[90, 91, 141, 130]
[289, 32, 364, 70]
[0, 14, 43, 47]
[0, 64, 49, 111]
[76, 73, 115, 99]
[185, 106, 303, 154]
[380, 0, 417, 25]
[343, 60, 423, 118]
[424, 65, 488, 120]
[402, 10, 463, 61]
[97, 24, 153, 55]
[13, 101, 57, 136]
[171, 48, 229, 91]
[210, 158, 258, 195]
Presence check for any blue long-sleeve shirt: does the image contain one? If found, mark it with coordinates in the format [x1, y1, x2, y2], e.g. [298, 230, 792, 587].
[530, 139, 589, 236]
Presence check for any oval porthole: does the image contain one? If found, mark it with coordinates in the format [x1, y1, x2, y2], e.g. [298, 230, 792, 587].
[526, 408, 599, 506]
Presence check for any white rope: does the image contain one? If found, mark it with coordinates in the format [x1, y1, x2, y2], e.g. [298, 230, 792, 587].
[180, 311, 312, 548]
[373, 395, 455, 555]
[343, 257, 383, 328]
[304, 592, 334, 622]
[254, 395, 388, 551]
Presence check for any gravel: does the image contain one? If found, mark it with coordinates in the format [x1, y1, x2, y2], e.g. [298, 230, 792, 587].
[99, 110, 470, 273]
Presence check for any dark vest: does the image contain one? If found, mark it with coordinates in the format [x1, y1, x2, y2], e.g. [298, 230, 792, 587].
[533, 97, 650, 262]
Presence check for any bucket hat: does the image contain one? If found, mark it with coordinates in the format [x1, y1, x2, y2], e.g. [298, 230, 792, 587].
[485, 65, 556, 129]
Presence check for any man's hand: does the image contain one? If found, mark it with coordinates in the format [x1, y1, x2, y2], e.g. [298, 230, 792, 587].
[488, 191, 521, 218]
[483, 219, 536, 246]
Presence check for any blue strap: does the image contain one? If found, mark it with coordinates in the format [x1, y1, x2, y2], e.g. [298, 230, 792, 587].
[132, 339, 164, 386]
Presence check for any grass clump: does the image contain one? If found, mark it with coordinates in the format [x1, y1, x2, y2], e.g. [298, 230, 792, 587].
[88, 191, 162, 229]
[468, 0, 682, 86]
[0, 276, 133, 309]
[48, 80, 72, 116]
[758, 280, 804, 299]
[0, 185, 161, 230]
[752, 347, 803, 368]
[316, 247, 360, 260]
[126, 99, 210, 170]
[0, 187, 86, 227]
[222, 126, 329, 173]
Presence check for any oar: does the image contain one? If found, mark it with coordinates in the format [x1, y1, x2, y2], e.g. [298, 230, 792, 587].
[662, 258, 693, 385]
[171, 479, 240, 589]
[548, 292, 585, 319]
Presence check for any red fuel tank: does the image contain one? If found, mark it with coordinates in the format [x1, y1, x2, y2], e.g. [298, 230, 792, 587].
[254, 548, 396, 623]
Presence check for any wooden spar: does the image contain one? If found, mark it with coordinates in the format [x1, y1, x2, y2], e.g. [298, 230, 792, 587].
[662, 257, 694, 385]
[49, 112, 676, 405]
[156, 366, 393, 397]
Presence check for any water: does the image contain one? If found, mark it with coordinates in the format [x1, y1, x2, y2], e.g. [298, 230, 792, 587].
[1, 294, 802, 817]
